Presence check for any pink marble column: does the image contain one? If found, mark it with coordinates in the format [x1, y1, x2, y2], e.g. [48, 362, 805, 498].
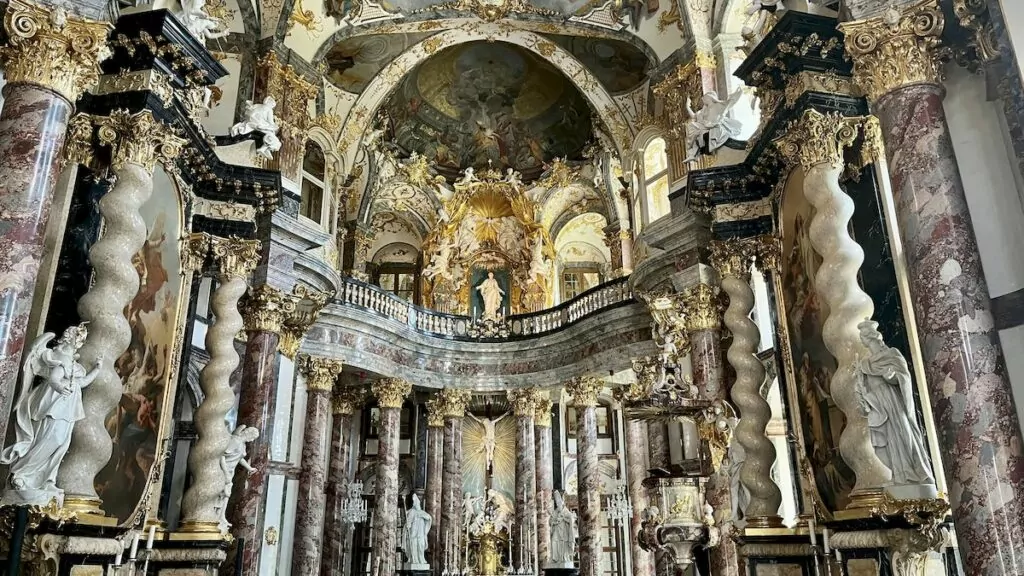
[424, 395, 446, 572]
[625, 419, 655, 576]
[292, 357, 343, 576]
[0, 4, 109, 442]
[223, 286, 292, 576]
[535, 396, 554, 568]
[439, 388, 470, 573]
[370, 378, 412, 575]
[567, 377, 603, 576]
[321, 390, 362, 576]
[841, 6, 1024, 573]
[509, 389, 538, 573]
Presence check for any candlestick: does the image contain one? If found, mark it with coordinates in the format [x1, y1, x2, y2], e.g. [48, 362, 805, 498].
[823, 527, 830, 554]
[114, 550, 123, 566]
[129, 533, 140, 560]
[809, 517, 818, 547]
[146, 525, 156, 550]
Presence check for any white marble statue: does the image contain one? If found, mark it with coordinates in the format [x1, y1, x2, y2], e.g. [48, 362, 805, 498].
[504, 168, 523, 187]
[230, 97, 282, 159]
[177, 0, 230, 42]
[855, 320, 935, 486]
[216, 424, 259, 530]
[1, 325, 102, 507]
[485, 488, 514, 532]
[495, 217, 522, 256]
[403, 494, 432, 569]
[468, 411, 509, 471]
[459, 166, 478, 185]
[725, 427, 750, 524]
[740, 0, 783, 55]
[528, 236, 552, 282]
[549, 491, 578, 567]
[423, 237, 455, 281]
[476, 272, 505, 321]
[462, 491, 483, 529]
[684, 89, 745, 163]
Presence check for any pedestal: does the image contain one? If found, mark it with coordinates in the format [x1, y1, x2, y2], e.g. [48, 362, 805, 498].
[544, 568, 580, 576]
[400, 568, 432, 576]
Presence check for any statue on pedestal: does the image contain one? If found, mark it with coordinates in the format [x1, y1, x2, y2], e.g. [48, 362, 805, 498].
[230, 97, 282, 159]
[548, 490, 578, 568]
[1, 325, 102, 507]
[476, 272, 506, 321]
[216, 424, 259, 530]
[403, 494, 433, 569]
[855, 320, 934, 486]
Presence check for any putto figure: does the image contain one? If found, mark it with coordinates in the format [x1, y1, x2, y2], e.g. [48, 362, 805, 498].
[177, 0, 231, 42]
[1, 324, 103, 507]
[230, 97, 282, 159]
[215, 424, 259, 530]
[683, 89, 745, 162]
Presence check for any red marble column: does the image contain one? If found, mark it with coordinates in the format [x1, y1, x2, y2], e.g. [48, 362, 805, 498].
[424, 395, 445, 572]
[321, 389, 363, 576]
[567, 377, 603, 576]
[370, 378, 412, 575]
[438, 388, 470, 573]
[223, 286, 292, 576]
[292, 356, 344, 576]
[535, 395, 554, 568]
[624, 419, 655, 576]
[0, 2, 109, 442]
[509, 389, 538, 574]
[843, 6, 1024, 574]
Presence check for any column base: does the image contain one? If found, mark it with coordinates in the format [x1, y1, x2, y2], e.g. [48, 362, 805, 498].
[61, 496, 119, 526]
[845, 487, 888, 510]
[176, 520, 227, 536]
[544, 568, 579, 576]
[744, 515, 785, 529]
[399, 570, 433, 576]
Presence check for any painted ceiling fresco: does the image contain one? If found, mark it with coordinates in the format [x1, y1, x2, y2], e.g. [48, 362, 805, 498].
[543, 34, 651, 94]
[324, 32, 434, 93]
[381, 41, 594, 180]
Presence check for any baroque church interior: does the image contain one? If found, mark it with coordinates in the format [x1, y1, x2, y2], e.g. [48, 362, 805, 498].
[1, 0, 1024, 574]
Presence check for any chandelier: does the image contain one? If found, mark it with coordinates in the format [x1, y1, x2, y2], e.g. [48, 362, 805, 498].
[339, 481, 368, 524]
[606, 482, 633, 525]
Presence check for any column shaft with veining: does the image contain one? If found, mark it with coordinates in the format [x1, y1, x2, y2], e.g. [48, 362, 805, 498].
[509, 388, 538, 574]
[534, 394, 554, 569]
[370, 378, 412, 574]
[567, 377, 603, 576]
[321, 388, 363, 576]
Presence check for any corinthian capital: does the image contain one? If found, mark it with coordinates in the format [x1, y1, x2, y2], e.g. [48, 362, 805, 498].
[0, 0, 111, 103]
[95, 110, 187, 173]
[372, 377, 412, 409]
[299, 355, 344, 393]
[507, 388, 538, 417]
[209, 236, 262, 280]
[565, 376, 603, 407]
[682, 283, 720, 333]
[240, 285, 296, 333]
[437, 388, 471, 418]
[839, 0, 946, 103]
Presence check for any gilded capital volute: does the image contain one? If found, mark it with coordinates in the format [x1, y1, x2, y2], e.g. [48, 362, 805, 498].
[709, 238, 756, 280]
[438, 388, 471, 419]
[95, 110, 187, 174]
[565, 376, 603, 408]
[0, 0, 111, 104]
[279, 285, 332, 359]
[372, 377, 412, 409]
[682, 283, 720, 332]
[180, 232, 212, 273]
[425, 395, 446, 427]
[209, 236, 262, 280]
[299, 355, 343, 393]
[332, 387, 366, 415]
[241, 285, 296, 333]
[507, 388, 538, 417]
[774, 109, 862, 172]
[839, 0, 946, 104]
[534, 393, 553, 427]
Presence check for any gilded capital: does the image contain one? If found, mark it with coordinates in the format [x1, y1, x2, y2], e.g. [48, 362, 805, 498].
[682, 283, 720, 332]
[425, 395, 446, 427]
[372, 377, 412, 409]
[438, 388, 471, 419]
[534, 393, 553, 427]
[180, 232, 212, 273]
[332, 387, 366, 415]
[565, 376, 603, 407]
[0, 0, 111, 104]
[507, 388, 538, 417]
[839, 0, 945, 103]
[774, 109, 862, 172]
[95, 110, 187, 174]
[279, 284, 332, 359]
[209, 236, 262, 280]
[241, 285, 296, 333]
[299, 355, 344, 393]
[709, 238, 756, 280]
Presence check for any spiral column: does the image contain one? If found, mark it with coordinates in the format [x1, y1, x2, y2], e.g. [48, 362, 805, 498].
[775, 110, 892, 504]
[710, 238, 782, 527]
[176, 236, 261, 531]
[57, 110, 187, 514]
[370, 378, 412, 574]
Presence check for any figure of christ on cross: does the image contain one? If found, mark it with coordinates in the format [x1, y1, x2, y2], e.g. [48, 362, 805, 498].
[467, 411, 509, 474]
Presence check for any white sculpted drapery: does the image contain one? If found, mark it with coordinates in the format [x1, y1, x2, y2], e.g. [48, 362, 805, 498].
[549, 490, 578, 567]
[476, 272, 505, 320]
[404, 494, 433, 568]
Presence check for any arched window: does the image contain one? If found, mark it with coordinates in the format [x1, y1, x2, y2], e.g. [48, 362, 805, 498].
[641, 137, 671, 224]
[300, 141, 331, 230]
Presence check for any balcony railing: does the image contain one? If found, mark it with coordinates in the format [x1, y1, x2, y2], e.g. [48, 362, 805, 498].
[334, 276, 635, 342]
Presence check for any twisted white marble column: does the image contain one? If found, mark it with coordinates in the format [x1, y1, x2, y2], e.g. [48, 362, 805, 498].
[776, 109, 891, 499]
[180, 236, 261, 531]
[712, 239, 782, 526]
[58, 111, 184, 511]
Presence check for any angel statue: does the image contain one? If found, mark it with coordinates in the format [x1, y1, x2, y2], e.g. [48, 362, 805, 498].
[528, 236, 552, 282]
[177, 0, 231, 42]
[1, 324, 102, 507]
[684, 89, 745, 163]
[230, 97, 282, 159]
[215, 424, 260, 530]
[423, 237, 455, 282]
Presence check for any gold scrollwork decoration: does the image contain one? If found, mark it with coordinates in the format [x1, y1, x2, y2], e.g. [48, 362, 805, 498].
[437, 388, 472, 418]
[507, 388, 539, 416]
[240, 284, 296, 333]
[208, 235, 262, 279]
[94, 109, 187, 174]
[333, 386, 367, 415]
[682, 283, 720, 333]
[299, 355, 344, 393]
[372, 377, 413, 408]
[565, 375, 603, 407]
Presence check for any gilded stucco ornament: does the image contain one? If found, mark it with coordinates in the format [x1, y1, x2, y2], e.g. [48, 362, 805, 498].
[952, 0, 999, 68]
[0, 0, 111, 104]
[95, 109, 187, 174]
[425, 395, 446, 427]
[208, 236, 261, 280]
[533, 393, 553, 426]
[279, 284, 332, 359]
[638, 291, 689, 358]
[565, 375, 603, 407]
[63, 113, 96, 168]
[372, 377, 413, 409]
[180, 232, 213, 273]
[839, 0, 947, 104]
[507, 388, 538, 416]
[438, 388, 472, 418]
[682, 283, 720, 333]
[332, 387, 367, 415]
[773, 109, 863, 172]
[709, 238, 756, 280]
[298, 355, 344, 393]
